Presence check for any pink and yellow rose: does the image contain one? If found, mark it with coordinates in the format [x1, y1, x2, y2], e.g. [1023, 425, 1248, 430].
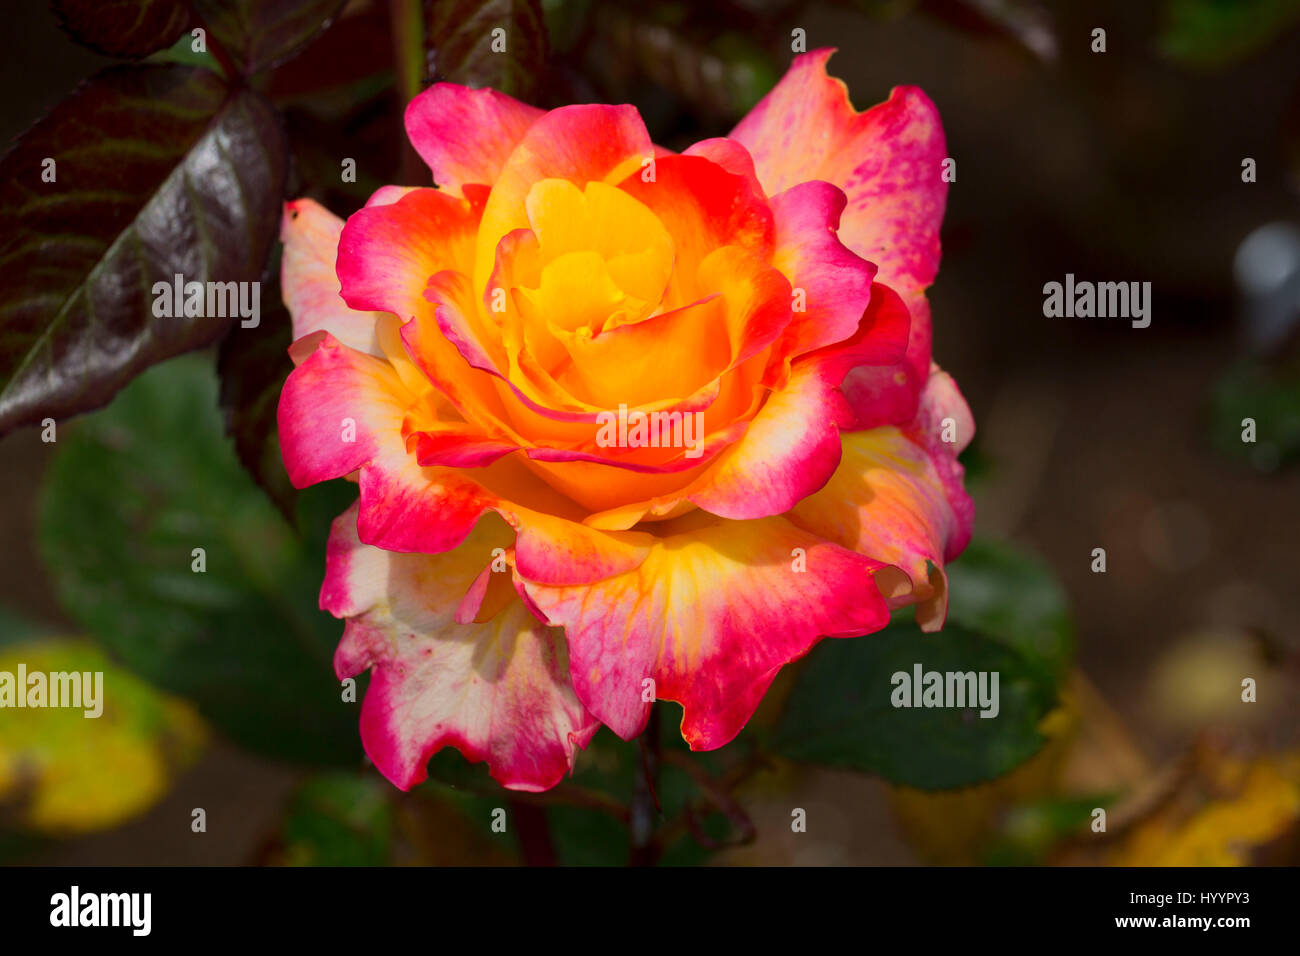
[277, 49, 974, 791]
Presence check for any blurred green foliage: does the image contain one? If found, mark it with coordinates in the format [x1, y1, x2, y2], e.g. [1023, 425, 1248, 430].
[1160, 0, 1300, 68]
[1211, 358, 1300, 471]
[280, 772, 394, 866]
[39, 354, 362, 767]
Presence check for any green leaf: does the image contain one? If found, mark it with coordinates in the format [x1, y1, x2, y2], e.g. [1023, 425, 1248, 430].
[216, 268, 297, 519]
[424, 0, 549, 99]
[770, 621, 1058, 790]
[51, 0, 192, 59]
[0, 64, 287, 435]
[191, 0, 349, 76]
[0, 638, 206, 834]
[280, 772, 394, 866]
[944, 538, 1074, 682]
[1160, 0, 1300, 68]
[38, 353, 362, 765]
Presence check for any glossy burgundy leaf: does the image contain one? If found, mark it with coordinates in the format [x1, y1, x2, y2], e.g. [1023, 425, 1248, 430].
[0, 64, 287, 435]
[51, 0, 192, 59]
[423, 0, 548, 99]
[266, 2, 393, 100]
[191, 0, 349, 76]
[217, 271, 298, 520]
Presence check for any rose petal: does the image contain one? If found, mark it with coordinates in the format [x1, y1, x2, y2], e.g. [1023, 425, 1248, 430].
[337, 187, 482, 318]
[841, 293, 932, 429]
[326, 503, 597, 791]
[617, 153, 774, 306]
[732, 49, 947, 426]
[404, 83, 544, 195]
[281, 199, 384, 358]
[277, 333, 497, 553]
[788, 367, 974, 631]
[521, 515, 895, 748]
[768, 180, 878, 364]
[731, 48, 947, 295]
[590, 281, 908, 524]
[475, 104, 655, 297]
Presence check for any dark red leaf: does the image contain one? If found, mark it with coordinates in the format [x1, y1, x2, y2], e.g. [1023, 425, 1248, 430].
[0, 64, 287, 434]
[217, 268, 298, 520]
[51, 0, 192, 59]
[191, 0, 349, 76]
[423, 0, 548, 99]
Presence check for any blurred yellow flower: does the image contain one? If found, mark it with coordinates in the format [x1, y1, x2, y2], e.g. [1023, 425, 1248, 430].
[0, 640, 206, 834]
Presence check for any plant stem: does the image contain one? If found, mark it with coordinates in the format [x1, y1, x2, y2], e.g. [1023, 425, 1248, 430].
[628, 705, 662, 866]
[509, 799, 557, 867]
[388, 0, 426, 185]
[652, 748, 769, 853]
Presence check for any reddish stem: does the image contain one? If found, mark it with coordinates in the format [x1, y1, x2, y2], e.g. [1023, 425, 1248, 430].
[628, 706, 662, 866]
[509, 799, 558, 867]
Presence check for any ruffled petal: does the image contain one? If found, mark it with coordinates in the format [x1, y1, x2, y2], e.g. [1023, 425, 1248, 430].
[508, 508, 653, 586]
[277, 333, 497, 553]
[475, 104, 655, 296]
[336, 187, 482, 318]
[587, 281, 908, 524]
[768, 180, 877, 364]
[335, 187, 519, 440]
[325, 503, 598, 791]
[365, 185, 419, 207]
[413, 423, 519, 468]
[788, 367, 974, 631]
[681, 137, 764, 197]
[281, 199, 384, 358]
[278, 333, 409, 488]
[404, 83, 544, 195]
[841, 294, 932, 429]
[521, 515, 898, 748]
[732, 49, 947, 427]
[730, 48, 946, 295]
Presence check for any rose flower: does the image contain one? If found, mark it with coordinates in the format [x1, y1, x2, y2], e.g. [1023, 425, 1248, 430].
[277, 49, 973, 791]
